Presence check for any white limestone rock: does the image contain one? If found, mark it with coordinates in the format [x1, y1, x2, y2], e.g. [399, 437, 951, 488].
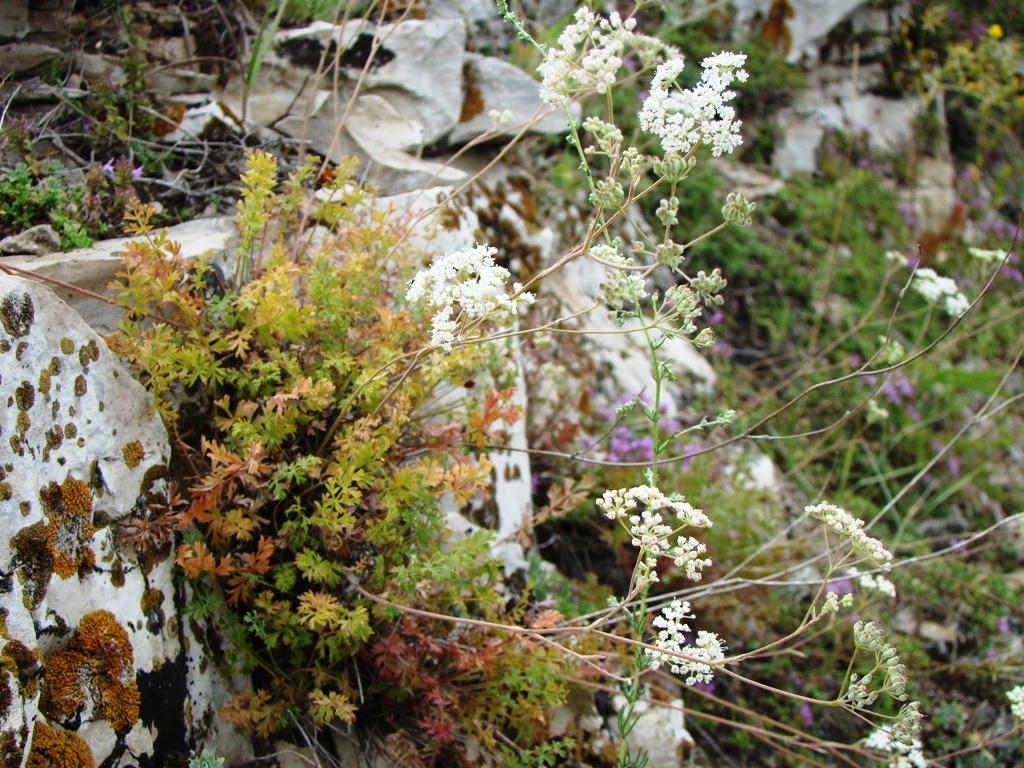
[0, 274, 243, 766]
[449, 53, 573, 145]
[1, 215, 237, 335]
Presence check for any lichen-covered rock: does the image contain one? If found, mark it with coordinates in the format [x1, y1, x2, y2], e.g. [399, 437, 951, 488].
[0, 274, 246, 766]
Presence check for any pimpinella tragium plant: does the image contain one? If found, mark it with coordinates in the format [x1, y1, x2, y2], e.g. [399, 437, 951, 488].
[102, 2, 1022, 765]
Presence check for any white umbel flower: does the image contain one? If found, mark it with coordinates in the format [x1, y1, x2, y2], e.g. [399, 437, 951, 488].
[911, 267, 970, 317]
[644, 598, 726, 684]
[639, 52, 748, 157]
[407, 244, 535, 352]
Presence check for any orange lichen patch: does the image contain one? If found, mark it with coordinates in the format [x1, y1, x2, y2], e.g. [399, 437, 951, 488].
[41, 478, 95, 580]
[1, 636, 43, 701]
[40, 650, 89, 721]
[41, 610, 140, 734]
[459, 60, 484, 123]
[122, 441, 145, 469]
[25, 721, 94, 768]
[11, 521, 54, 611]
[0, 671, 11, 718]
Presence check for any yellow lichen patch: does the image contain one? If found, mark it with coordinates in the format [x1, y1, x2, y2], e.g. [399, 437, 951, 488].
[41, 611, 140, 734]
[122, 441, 145, 469]
[42, 478, 95, 580]
[59, 337, 74, 355]
[26, 721, 94, 768]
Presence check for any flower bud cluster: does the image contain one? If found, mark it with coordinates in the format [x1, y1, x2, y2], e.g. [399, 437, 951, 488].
[592, 242, 650, 311]
[689, 268, 728, 306]
[806, 502, 893, 569]
[852, 621, 909, 701]
[820, 590, 855, 614]
[644, 598, 725, 684]
[722, 191, 756, 227]
[407, 244, 535, 352]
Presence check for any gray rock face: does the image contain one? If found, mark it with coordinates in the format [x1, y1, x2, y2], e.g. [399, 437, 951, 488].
[0, 42, 61, 75]
[0, 274, 242, 767]
[731, 0, 903, 65]
[449, 53, 571, 145]
[0, 225, 61, 257]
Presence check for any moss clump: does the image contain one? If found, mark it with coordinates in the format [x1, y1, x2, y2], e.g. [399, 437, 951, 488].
[59, 337, 74, 354]
[122, 441, 144, 469]
[25, 721, 93, 768]
[73, 376, 87, 398]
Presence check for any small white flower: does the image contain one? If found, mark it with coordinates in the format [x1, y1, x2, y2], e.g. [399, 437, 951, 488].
[1008, 685, 1024, 720]
[968, 247, 1007, 263]
[538, 8, 639, 108]
[488, 108, 514, 128]
[911, 267, 970, 317]
[863, 727, 927, 768]
[857, 571, 897, 598]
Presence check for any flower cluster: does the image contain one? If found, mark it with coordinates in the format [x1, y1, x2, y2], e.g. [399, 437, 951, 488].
[1008, 685, 1024, 720]
[639, 52, 748, 158]
[644, 598, 725, 684]
[538, 8, 669, 109]
[407, 244, 535, 352]
[856, 570, 897, 598]
[911, 267, 970, 317]
[807, 502, 893, 570]
[597, 485, 712, 586]
[863, 726, 927, 768]
[820, 589, 855, 615]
